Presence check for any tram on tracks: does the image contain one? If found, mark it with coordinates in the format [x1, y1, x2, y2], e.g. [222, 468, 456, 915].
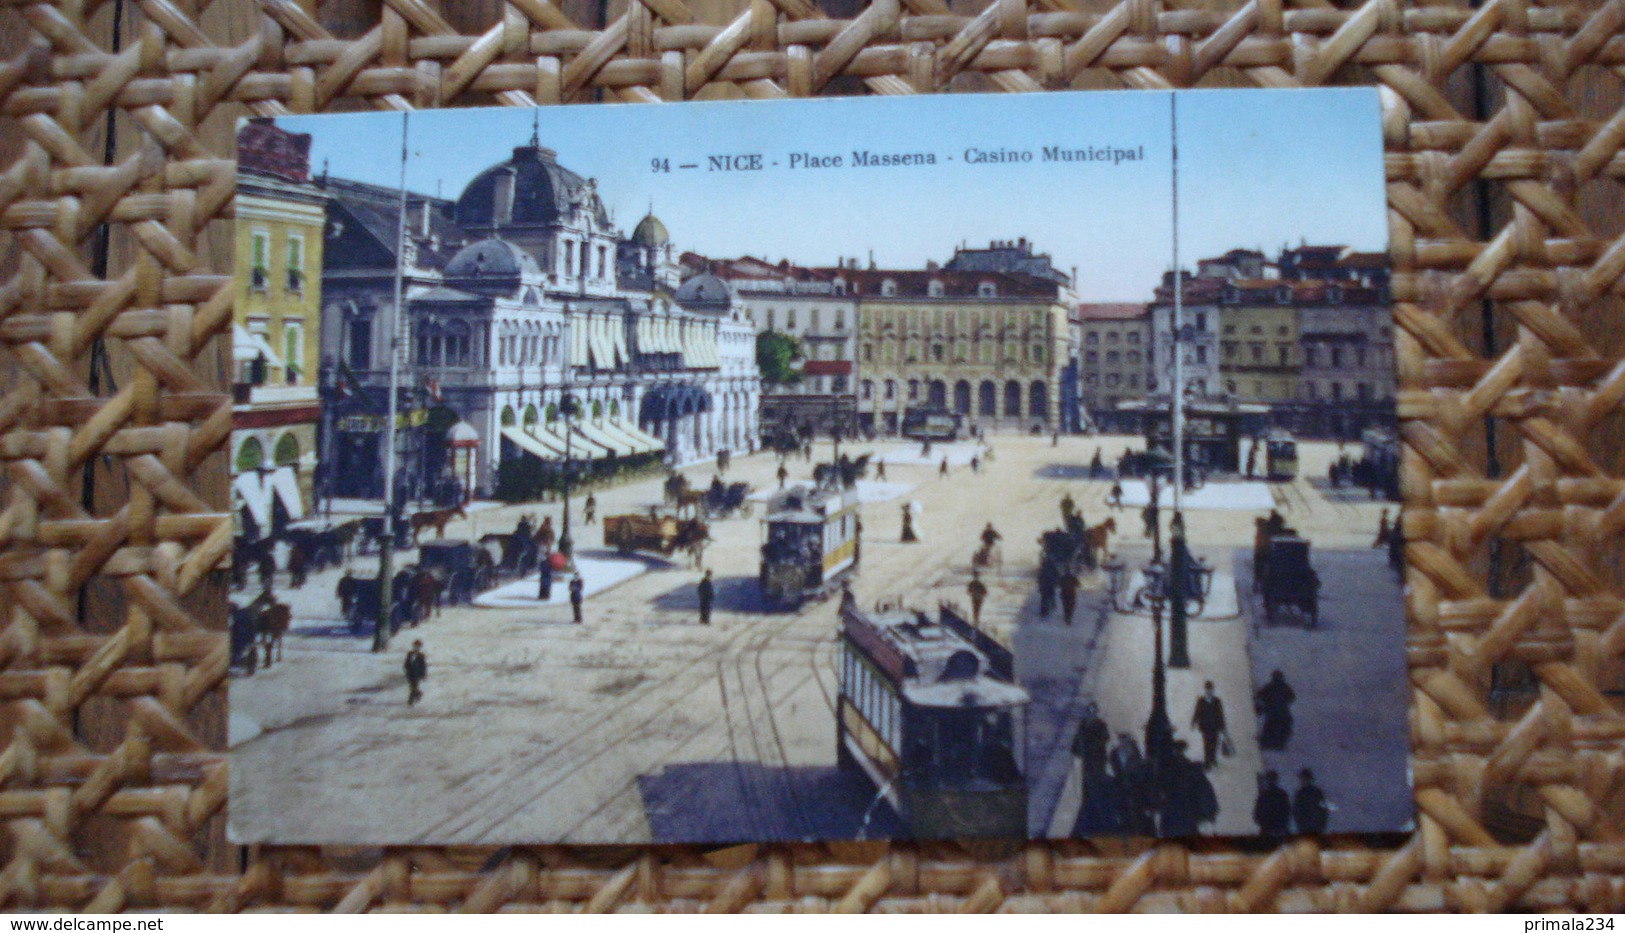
[836, 602, 1029, 838]
[758, 480, 861, 608]
[1264, 430, 1299, 481]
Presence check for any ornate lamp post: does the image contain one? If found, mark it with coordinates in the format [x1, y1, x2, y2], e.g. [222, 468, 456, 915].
[557, 391, 580, 564]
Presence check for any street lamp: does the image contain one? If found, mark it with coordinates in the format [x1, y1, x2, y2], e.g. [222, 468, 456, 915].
[557, 392, 580, 565]
[1100, 550, 1176, 789]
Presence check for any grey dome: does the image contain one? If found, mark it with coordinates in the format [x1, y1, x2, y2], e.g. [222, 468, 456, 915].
[673, 273, 733, 310]
[631, 212, 670, 248]
[443, 237, 542, 279]
[455, 144, 610, 231]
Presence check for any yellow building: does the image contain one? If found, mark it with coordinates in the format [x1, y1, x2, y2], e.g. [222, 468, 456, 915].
[1218, 284, 1299, 404]
[843, 267, 1070, 434]
[232, 119, 326, 538]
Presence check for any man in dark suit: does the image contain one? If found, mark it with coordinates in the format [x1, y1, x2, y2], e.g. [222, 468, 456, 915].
[403, 640, 428, 706]
[569, 575, 585, 624]
[697, 570, 715, 625]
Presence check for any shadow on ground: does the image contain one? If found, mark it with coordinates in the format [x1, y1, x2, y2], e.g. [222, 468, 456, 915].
[648, 575, 779, 614]
[637, 761, 906, 844]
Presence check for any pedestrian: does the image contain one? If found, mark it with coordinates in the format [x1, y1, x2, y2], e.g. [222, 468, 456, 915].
[1373, 508, 1391, 548]
[970, 455, 980, 474]
[1191, 680, 1230, 769]
[1037, 556, 1058, 617]
[900, 503, 919, 543]
[939, 456, 950, 478]
[1073, 703, 1110, 779]
[1057, 568, 1079, 626]
[697, 569, 715, 625]
[1252, 770, 1292, 836]
[1255, 669, 1297, 750]
[1060, 492, 1076, 519]
[257, 547, 277, 592]
[717, 449, 727, 474]
[1159, 741, 1213, 836]
[1142, 500, 1159, 539]
[1090, 448, 1104, 478]
[287, 542, 309, 590]
[537, 553, 554, 600]
[569, 574, 585, 624]
[853, 513, 863, 564]
[403, 639, 428, 706]
[875, 460, 887, 481]
[967, 570, 988, 626]
[776, 462, 789, 489]
[1108, 480, 1124, 510]
[1052, 430, 1060, 447]
[840, 580, 856, 614]
[584, 493, 597, 524]
[980, 522, 1002, 550]
[1293, 768, 1330, 834]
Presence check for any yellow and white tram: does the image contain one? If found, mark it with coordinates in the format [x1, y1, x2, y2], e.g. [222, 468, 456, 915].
[836, 602, 1029, 838]
[758, 481, 861, 607]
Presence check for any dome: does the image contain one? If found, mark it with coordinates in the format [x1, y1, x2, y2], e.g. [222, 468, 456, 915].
[673, 273, 733, 309]
[455, 144, 610, 231]
[631, 212, 669, 248]
[447, 421, 480, 446]
[443, 237, 542, 279]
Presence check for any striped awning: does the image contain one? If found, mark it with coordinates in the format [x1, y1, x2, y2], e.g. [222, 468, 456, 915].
[573, 418, 635, 457]
[597, 417, 664, 455]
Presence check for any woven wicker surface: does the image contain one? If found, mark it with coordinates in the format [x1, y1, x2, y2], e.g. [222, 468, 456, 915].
[1, 0, 1622, 913]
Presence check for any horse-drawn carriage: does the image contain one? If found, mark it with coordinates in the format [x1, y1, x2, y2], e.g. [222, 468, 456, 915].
[703, 481, 754, 519]
[336, 573, 412, 635]
[230, 591, 290, 673]
[1253, 518, 1320, 626]
[603, 507, 710, 562]
[418, 539, 495, 605]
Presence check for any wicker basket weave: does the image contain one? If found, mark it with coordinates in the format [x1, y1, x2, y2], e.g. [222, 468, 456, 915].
[0, 0, 1622, 913]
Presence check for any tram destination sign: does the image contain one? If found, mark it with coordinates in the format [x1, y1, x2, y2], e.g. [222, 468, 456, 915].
[227, 89, 1410, 846]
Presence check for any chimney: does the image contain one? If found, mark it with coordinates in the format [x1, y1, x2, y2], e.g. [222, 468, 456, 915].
[493, 168, 516, 225]
[420, 199, 432, 237]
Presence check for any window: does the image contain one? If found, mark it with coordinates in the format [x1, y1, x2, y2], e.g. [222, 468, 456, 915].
[1223, 325, 1235, 335]
[766, 309, 775, 329]
[1127, 332, 1139, 344]
[286, 235, 305, 291]
[1357, 382, 1371, 401]
[1331, 382, 1343, 401]
[863, 344, 874, 362]
[1105, 373, 1119, 387]
[1251, 344, 1263, 362]
[1226, 380, 1237, 394]
[235, 437, 264, 473]
[1278, 345, 1289, 366]
[786, 309, 797, 329]
[1331, 348, 1343, 368]
[597, 245, 606, 278]
[1223, 341, 1236, 360]
[1305, 347, 1318, 367]
[1357, 349, 1367, 367]
[1106, 351, 1120, 364]
[1106, 332, 1119, 344]
[282, 322, 303, 383]
[809, 308, 820, 331]
[1194, 311, 1206, 331]
[1086, 351, 1098, 364]
[348, 318, 371, 368]
[932, 344, 944, 362]
[883, 279, 898, 297]
[834, 310, 845, 330]
[927, 280, 943, 297]
[1195, 346, 1207, 364]
[1127, 351, 1140, 364]
[250, 230, 269, 290]
[1031, 344, 1043, 363]
[884, 380, 896, 400]
[978, 281, 997, 297]
[908, 380, 919, 400]
[1086, 332, 1098, 345]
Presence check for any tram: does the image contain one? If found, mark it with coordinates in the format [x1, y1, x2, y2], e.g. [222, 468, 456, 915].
[901, 406, 962, 442]
[758, 480, 861, 607]
[836, 602, 1029, 839]
[1264, 430, 1298, 481]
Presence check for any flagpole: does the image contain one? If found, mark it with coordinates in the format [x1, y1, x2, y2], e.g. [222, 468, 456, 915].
[376, 110, 410, 653]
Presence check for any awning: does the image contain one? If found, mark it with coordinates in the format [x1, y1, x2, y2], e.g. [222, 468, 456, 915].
[561, 424, 616, 460]
[233, 324, 283, 366]
[588, 317, 611, 370]
[570, 317, 589, 367]
[267, 464, 305, 521]
[232, 472, 272, 528]
[598, 418, 664, 455]
[574, 419, 636, 457]
[502, 426, 563, 462]
[639, 384, 712, 421]
[607, 316, 628, 367]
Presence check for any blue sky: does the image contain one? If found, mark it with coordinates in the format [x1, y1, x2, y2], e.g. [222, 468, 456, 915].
[270, 89, 1385, 302]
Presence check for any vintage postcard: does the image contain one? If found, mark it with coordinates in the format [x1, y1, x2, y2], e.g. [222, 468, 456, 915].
[228, 89, 1410, 845]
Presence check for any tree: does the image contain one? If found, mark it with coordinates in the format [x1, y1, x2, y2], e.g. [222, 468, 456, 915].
[756, 330, 803, 389]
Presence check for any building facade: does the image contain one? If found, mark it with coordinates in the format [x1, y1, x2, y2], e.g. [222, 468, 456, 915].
[313, 136, 760, 501]
[844, 264, 1072, 435]
[232, 120, 326, 539]
[1075, 303, 1151, 430]
[687, 255, 858, 436]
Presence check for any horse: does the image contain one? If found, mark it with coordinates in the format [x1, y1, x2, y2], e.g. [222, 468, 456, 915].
[1079, 517, 1117, 567]
[663, 472, 690, 506]
[533, 515, 555, 553]
[411, 568, 447, 623]
[410, 505, 466, 542]
[674, 520, 711, 569]
[243, 592, 291, 668]
[673, 488, 707, 518]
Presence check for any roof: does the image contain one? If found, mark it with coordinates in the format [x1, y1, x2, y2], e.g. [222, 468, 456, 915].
[1075, 302, 1146, 321]
[455, 143, 610, 231]
[414, 285, 485, 303]
[631, 212, 669, 247]
[444, 237, 542, 279]
[819, 267, 1063, 300]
